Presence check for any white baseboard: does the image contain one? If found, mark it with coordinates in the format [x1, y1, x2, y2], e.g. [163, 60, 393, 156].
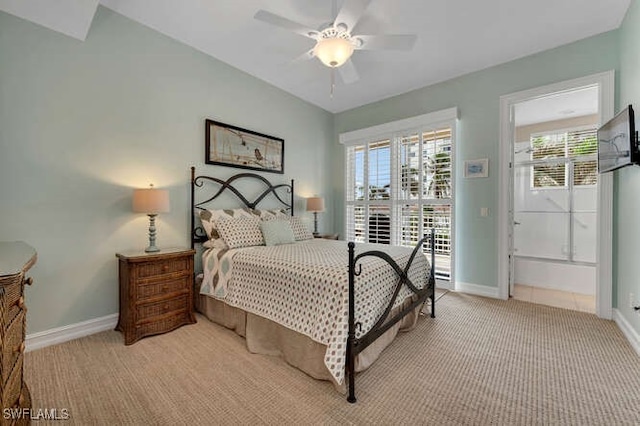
[25, 313, 118, 352]
[435, 279, 453, 291]
[613, 309, 640, 357]
[455, 281, 502, 299]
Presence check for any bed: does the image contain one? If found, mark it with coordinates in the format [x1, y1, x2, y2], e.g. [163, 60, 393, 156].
[190, 167, 436, 402]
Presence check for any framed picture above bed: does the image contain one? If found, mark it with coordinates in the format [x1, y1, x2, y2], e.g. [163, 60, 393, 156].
[205, 119, 284, 174]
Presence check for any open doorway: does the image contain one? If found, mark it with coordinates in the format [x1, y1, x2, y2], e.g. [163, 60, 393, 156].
[511, 87, 598, 312]
[498, 71, 615, 319]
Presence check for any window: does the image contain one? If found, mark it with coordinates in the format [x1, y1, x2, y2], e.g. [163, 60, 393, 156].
[530, 126, 598, 189]
[342, 110, 456, 281]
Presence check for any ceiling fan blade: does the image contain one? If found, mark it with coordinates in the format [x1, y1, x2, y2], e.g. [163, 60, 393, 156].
[254, 10, 319, 40]
[334, 0, 372, 33]
[338, 59, 359, 84]
[291, 48, 316, 64]
[354, 34, 417, 51]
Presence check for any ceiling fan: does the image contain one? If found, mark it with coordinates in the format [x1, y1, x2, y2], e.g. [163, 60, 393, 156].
[254, 0, 417, 86]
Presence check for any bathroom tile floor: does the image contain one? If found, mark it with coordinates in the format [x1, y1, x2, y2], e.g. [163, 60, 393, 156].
[512, 284, 595, 314]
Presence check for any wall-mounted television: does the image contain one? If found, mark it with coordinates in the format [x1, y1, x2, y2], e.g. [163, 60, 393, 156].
[597, 105, 639, 173]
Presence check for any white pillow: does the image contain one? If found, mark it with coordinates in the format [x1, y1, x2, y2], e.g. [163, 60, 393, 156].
[260, 220, 295, 246]
[216, 217, 265, 249]
[289, 216, 314, 241]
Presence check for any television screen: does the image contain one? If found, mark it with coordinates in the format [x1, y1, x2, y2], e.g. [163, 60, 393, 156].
[597, 105, 638, 173]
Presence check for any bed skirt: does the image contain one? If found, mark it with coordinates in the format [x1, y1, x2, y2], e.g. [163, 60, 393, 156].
[196, 286, 420, 391]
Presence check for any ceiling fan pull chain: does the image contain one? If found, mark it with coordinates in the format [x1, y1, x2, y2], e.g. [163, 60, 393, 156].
[330, 68, 335, 98]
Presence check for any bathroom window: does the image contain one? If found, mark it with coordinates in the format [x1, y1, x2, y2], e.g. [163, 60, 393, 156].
[530, 126, 597, 189]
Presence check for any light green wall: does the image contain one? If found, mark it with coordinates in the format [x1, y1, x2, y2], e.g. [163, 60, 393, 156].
[0, 7, 334, 334]
[334, 31, 620, 289]
[2, 4, 634, 336]
[617, 1, 640, 334]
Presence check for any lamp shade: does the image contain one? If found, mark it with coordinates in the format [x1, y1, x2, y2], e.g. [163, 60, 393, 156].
[306, 196, 325, 213]
[132, 187, 170, 214]
[314, 37, 354, 68]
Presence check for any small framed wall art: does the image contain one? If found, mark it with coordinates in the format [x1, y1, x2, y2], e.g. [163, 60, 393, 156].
[464, 158, 489, 178]
[205, 119, 284, 174]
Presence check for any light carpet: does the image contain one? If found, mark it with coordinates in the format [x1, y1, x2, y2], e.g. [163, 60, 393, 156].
[24, 292, 640, 425]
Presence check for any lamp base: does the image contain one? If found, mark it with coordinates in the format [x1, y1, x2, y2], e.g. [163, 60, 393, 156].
[145, 214, 161, 253]
[313, 212, 319, 235]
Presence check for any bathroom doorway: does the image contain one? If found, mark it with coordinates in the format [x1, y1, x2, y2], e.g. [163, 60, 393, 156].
[498, 71, 615, 319]
[511, 87, 598, 312]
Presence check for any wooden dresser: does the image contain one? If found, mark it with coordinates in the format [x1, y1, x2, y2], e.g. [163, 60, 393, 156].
[0, 241, 35, 424]
[115, 248, 196, 345]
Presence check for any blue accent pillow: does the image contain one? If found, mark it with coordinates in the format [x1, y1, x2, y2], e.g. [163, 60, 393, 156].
[260, 220, 295, 246]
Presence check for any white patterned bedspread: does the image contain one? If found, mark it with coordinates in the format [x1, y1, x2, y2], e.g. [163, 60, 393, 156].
[200, 246, 245, 299]
[200, 239, 429, 384]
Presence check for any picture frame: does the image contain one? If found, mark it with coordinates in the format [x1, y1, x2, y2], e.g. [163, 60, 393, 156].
[464, 158, 489, 178]
[205, 119, 284, 174]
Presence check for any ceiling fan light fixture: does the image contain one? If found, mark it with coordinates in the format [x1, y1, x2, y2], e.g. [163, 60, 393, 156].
[314, 37, 354, 68]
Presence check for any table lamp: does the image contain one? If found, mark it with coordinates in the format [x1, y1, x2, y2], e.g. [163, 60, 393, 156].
[133, 184, 170, 253]
[306, 196, 325, 236]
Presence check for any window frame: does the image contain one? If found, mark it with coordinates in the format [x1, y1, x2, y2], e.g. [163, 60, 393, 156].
[528, 124, 598, 190]
[340, 108, 458, 285]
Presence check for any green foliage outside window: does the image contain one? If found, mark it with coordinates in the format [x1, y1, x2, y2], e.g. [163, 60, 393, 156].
[531, 129, 597, 188]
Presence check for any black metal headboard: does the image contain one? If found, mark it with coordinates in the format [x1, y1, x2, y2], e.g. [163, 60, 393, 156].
[190, 166, 294, 248]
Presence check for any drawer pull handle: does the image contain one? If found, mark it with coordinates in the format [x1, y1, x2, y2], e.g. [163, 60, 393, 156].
[161, 285, 169, 292]
[16, 297, 25, 309]
[24, 277, 33, 286]
[16, 342, 25, 353]
[163, 265, 169, 271]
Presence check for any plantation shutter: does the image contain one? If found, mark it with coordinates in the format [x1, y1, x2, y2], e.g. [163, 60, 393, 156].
[341, 108, 457, 283]
[530, 126, 597, 188]
[344, 128, 453, 280]
[345, 145, 366, 242]
[567, 128, 598, 186]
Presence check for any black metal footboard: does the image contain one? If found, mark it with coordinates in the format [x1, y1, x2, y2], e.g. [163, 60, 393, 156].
[346, 229, 436, 403]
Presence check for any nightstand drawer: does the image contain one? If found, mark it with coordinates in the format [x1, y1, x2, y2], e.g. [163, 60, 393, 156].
[137, 276, 189, 301]
[1, 278, 23, 319]
[136, 294, 189, 322]
[3, 355, 23, 409]
[314, 233, 339, 240]
[3, 295, 26, 329]
[2, 311, 24, 383]
[133, 314, 189, 342]
[135, 257, 190, 279]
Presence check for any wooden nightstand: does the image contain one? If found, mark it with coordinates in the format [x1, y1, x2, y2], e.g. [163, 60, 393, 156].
[115, 248, 196, 345]
[314, 233, 339, 240]
[0, 241, 35, 423]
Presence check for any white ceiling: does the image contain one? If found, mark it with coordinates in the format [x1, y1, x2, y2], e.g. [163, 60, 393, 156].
[0, 0, 99, 40]
[515, 86, 599, 126]
[0, 0, 631, 114]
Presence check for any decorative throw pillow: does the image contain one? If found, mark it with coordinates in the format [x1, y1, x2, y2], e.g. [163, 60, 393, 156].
[199, 208, 256, 248]
[254, 208, 289, 221]
[216, 216, 265, 249]
[289, 216, 314, 241]
[260, 220, 295, 246]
